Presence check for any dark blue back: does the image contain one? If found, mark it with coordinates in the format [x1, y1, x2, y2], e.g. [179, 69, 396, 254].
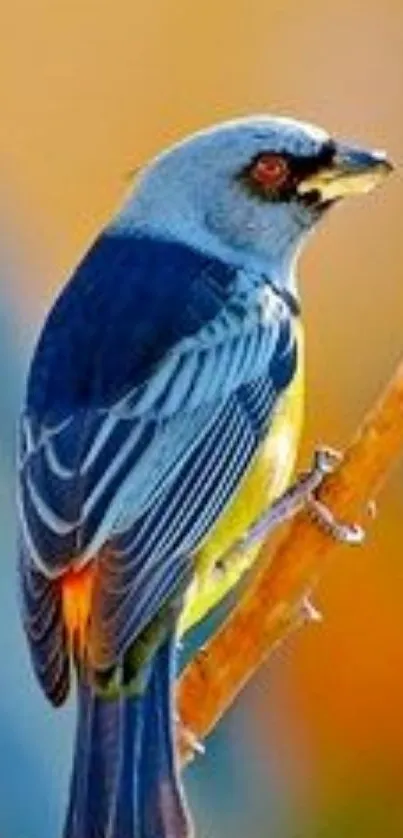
[27, 232, 236, 416]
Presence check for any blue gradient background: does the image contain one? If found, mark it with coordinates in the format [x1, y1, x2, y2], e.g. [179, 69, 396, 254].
[0, 1, 402, 836]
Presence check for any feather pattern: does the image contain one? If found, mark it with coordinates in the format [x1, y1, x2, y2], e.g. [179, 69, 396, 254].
[17, 229, 298, 778]
[18, 543, 69, 704]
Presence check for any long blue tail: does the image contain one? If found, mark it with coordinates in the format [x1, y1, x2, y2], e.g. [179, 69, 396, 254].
[63, 635, 190, 838]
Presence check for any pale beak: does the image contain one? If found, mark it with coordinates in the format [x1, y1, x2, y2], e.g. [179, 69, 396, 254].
[297, 145, 394, 202]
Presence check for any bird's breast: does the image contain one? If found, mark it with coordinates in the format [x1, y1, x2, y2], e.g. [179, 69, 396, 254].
[180, 320, 305, 635]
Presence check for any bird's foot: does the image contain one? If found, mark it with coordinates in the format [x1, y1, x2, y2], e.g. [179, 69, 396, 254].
[300, 445, 366, 545]
[215, 445, 345, 571]
[306, 495, 365, 545]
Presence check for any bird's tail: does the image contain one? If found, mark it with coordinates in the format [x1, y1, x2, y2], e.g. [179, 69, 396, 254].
[63, 634, 190, 838]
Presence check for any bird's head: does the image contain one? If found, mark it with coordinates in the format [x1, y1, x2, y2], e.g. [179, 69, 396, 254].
[117, 116, 392, 283]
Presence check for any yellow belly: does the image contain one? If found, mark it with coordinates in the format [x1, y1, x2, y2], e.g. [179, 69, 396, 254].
[179, 321, 304, 635]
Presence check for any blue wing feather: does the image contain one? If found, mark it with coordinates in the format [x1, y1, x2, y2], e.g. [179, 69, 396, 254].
[88, 383, 276, 668]
[18, 230, 298, 697]
[18, 549, 69, 704]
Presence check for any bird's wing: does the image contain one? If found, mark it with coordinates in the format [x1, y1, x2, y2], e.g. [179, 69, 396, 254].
[18, 231, 298, 700]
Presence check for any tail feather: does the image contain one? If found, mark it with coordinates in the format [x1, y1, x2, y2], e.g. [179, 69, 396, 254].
[106, 689, 141, 838]
[138, 636, 190, 838]
[63, 682, 125, 838]
[64, 634, 190, 838]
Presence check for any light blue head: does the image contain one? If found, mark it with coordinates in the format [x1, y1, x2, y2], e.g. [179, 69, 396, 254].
[114, 116, 392, 285]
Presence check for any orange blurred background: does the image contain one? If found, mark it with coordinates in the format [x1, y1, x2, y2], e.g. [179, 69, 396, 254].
[0, 1, 402, 836]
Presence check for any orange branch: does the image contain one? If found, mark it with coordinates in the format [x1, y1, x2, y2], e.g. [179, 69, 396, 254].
[177, 358, 403, 763]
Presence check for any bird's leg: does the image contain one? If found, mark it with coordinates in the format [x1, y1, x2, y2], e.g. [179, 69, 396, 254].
[215, 446, 364, 573]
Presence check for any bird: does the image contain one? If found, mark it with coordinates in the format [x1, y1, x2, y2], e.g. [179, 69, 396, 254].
[17, 115, 391, 838]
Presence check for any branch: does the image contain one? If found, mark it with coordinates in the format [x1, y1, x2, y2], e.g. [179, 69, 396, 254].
[177, 358, 403, 763]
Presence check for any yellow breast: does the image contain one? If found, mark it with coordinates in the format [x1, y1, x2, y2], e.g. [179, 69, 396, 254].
[179, 321, 305, 635]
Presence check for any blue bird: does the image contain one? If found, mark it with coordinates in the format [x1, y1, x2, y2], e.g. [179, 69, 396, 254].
[17, 116, 391, 838]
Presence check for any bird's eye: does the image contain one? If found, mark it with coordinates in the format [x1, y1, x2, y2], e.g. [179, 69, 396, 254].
[249, 153, 290, 190]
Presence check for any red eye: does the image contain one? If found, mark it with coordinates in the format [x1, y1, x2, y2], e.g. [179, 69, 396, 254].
[250, 154, 290, 189]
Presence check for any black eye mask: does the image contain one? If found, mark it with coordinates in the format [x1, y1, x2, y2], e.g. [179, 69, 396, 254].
[237, 139, 337, 206]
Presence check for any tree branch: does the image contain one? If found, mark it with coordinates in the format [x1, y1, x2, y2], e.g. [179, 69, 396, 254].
[177, 358, 403, 763]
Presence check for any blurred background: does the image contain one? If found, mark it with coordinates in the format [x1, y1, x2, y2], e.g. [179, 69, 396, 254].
[0, 1, 402, 836]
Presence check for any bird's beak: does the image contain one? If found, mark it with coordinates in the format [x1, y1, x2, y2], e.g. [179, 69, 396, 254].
[297, 145, 394, 202]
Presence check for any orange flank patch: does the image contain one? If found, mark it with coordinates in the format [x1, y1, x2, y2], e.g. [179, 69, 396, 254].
[60, 563, 96, 658]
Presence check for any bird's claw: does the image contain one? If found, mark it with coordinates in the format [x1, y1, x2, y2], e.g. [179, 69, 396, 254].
[307, 495, 365, 545]
[312, 445, 343, 476]
[175, 715, 205, 758]
[305, 445, 366, 545]
[290, 445, 343, 498]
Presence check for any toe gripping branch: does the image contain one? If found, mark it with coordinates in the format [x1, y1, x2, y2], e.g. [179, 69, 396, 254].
[305, 447, 366, 545]
[216, 446, 366, 576]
